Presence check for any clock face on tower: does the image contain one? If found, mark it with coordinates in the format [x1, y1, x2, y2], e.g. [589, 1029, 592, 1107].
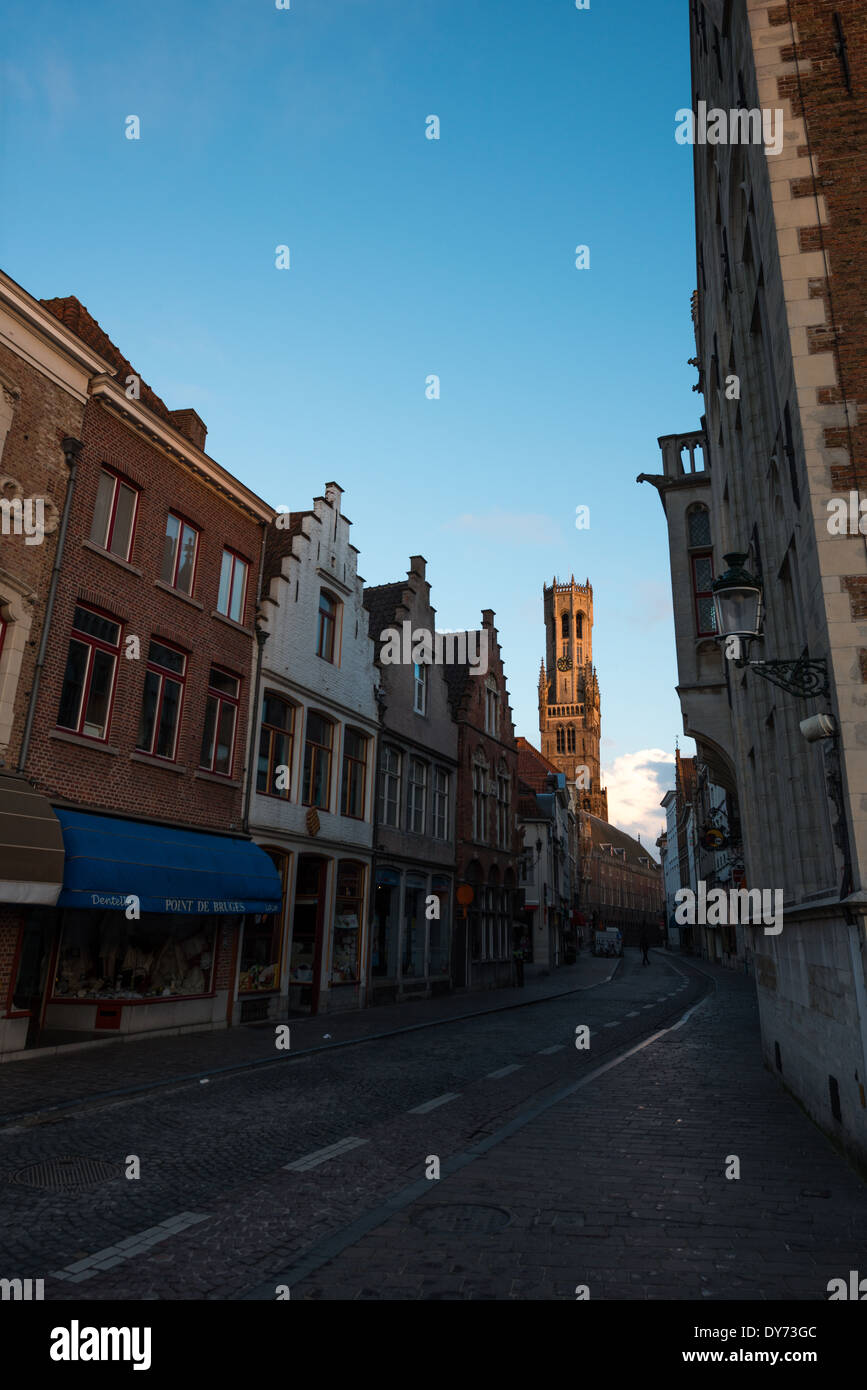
[556, 656, 572, 671]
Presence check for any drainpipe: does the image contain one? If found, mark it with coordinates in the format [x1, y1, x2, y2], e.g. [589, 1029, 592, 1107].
[17, 436, 83, 775]
[366, 684, 387, 999]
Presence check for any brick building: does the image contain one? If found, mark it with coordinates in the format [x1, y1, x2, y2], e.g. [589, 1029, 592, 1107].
[641, 0, 867, 1161]
[5, 292, 280, 1053]
[0, 272, 113, 1056]
[583, 818, 664, 945]
[538, 576, 608, 820]
[445, 611, 521, 991]
[515, 737, 577, 970]
[363, 557, 458, 1003]
[248, 483, 379, 1017]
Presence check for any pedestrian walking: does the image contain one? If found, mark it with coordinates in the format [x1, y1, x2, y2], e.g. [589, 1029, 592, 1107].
[512, 937, 526, 987]
[639, 925, 650, 967]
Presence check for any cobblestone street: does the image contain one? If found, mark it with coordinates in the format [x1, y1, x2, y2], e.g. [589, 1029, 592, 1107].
[1, 950, 865, 1301]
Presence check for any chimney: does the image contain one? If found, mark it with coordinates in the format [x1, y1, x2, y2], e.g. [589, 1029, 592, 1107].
[169, 409, 207, 452]
[324, 481, 343, 511]
[409, 555, 426, 581]
[481, 608, 495, 629]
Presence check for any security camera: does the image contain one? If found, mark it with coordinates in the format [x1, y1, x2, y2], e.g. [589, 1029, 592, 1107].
[800, 713, 836, 742]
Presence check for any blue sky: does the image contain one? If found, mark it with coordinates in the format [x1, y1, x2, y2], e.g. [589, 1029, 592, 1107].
[2, 0, 700, 846]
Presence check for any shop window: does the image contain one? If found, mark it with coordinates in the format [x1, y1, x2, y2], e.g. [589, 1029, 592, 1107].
[217, 549, 249, 623]
[161, 512, 199, 595]
[136, 639, 186, 760]
[303, 711, 333, 808]
[56, 604, 121, 741]
[89, 467, 139, 562]
[402, 875, 426, 977]
[429, 876, 450, 975]
[290, 855, 326, 986]
[413, 661, 427, 715]
[340, 728, 368, 819]
[52, 911, 217, 1000]
[257, 694, 295, 798]
[240, 849, 286, 992]
[407, 758, 427, 833]
[433, 767, 449, 840]
[333, 861, 364, 984]
[199, 666, 240, 776]
[372, 868, 400, 978]
[317, 591, 338, 662]
[379, 745, 401, 827]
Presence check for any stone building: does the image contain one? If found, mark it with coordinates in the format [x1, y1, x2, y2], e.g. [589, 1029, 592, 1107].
[362, 556, 458, 1003]
[538, 576, 608, 821]
[4, 291, 279, 1053]
[640, 0, 867, 1161]
[446, 611, 521, 991]
[249, 484, 379, 1017]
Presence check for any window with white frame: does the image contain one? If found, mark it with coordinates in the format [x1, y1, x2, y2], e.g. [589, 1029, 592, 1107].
[407, 758, 427, 833]
[472, 755, 488, 843]
[485, 679, 499, 736]
[433, 767, 449, 840]
[379, 745, 401, 826]
[413, 661, 427, 715]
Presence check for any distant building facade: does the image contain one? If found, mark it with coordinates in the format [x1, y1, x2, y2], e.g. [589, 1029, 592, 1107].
[538, 576, 608, 820]
[363, 556, 457, 1004]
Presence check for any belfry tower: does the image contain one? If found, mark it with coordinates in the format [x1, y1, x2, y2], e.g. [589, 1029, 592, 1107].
[538, 576, 608, 820]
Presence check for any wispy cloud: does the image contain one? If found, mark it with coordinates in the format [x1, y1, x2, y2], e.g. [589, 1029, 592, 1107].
[602, 747, 675, 849]
[444, 510, 562, 546]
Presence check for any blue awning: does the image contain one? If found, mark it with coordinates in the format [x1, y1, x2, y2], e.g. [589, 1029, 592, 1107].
[54, 810, 282, 915]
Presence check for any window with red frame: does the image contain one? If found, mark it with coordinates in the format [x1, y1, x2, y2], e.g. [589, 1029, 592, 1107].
[89, 468, 139, 562]
[136, 640, 187, 760]
[161, 512, 199, 596]
[199, 666, 240, 776]
[217, 549, 249, 624]
[56, 605, 122, 740]
[340, 729, 368, 819]
[691, 553, 716, 636]
[316, 591, 337, 661]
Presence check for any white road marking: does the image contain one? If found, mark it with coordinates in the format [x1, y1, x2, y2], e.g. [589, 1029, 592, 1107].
[486, 1064, 523, 1078]
[407, 1093, 461, 1114]
[625, 1010, 640, 1017]
[284, 1137, 369, 1170]
[603, 1021, 620, 1028]
[537, 1044, 565, 1055]
[50, 1212, 209, 1281]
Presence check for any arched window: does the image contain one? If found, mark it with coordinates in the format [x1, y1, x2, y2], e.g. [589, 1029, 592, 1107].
[567, 726, 576, 753]
[576, 612, 583, 639]
[687, 504, 712, 548]
[561, 613, 570, 639]
[687, 506, 715, 636]
[556, 727, 565, 753]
